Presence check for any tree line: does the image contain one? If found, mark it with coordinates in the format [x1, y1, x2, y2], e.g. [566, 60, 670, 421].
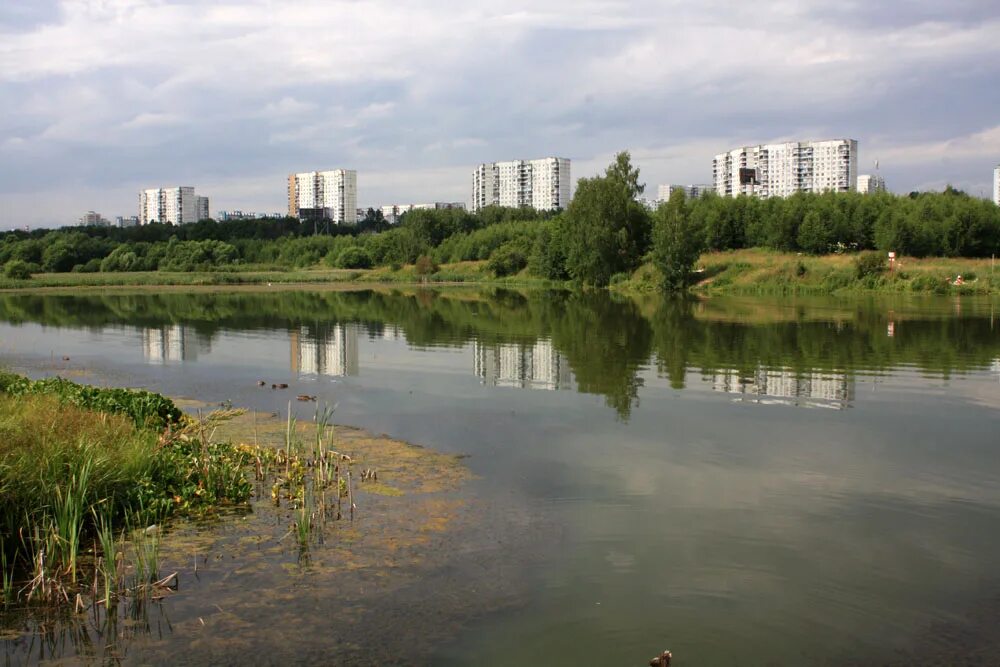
[3, 153, 999, 289]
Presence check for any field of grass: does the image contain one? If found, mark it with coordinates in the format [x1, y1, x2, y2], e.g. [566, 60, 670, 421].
[619, 249, 1000, 296]
[0, 267, 366, 290]
[0, 260, 561, 291]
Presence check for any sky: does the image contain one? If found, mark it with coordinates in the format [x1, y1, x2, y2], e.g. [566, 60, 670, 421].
[1, 0, 999, 229]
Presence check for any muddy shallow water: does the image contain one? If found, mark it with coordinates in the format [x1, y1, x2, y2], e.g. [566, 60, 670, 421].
[2, 288, 1000, 665]
[2, 405, 547, 666]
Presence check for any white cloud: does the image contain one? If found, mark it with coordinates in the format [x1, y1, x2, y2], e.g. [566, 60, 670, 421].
[870, 125, 1000, 166]
[1, 0, 999, 227]
[259, 97, 317, 119]
[120, 112, 183, 130]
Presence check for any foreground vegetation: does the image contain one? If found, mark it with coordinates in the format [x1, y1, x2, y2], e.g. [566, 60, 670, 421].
[3, 153, 999, 293]
[0, 371, 376, 614]
[0, 374, 253, 608]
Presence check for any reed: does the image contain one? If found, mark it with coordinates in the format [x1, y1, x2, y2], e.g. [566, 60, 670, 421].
[92, 506, 122, 608]
[131, 524, 160, 587]
[1, 541, 14, 606]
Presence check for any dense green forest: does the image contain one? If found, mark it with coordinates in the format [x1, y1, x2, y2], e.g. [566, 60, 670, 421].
[3, 154, 999, 289]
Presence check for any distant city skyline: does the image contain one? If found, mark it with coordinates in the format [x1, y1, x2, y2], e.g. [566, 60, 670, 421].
[1, 1, 999, 229]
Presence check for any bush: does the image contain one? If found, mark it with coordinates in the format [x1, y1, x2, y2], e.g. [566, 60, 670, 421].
[910, 274, 949, 294]
[3, 259, 32, 280]
[334, 246, 372, 269]
[854, 251, 886, 279]
[414, 255, 438, 277]
[486, 242, 528, 277]
[0, 372, 183, 430]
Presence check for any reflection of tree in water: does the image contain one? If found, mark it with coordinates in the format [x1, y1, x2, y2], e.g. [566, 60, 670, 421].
[1, 290, 999, 419]
[650, 297, 700, 389]
[548, 292, 652, 420]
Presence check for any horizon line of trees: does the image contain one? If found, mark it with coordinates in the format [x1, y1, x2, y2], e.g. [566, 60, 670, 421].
[3, 156, 999, 290]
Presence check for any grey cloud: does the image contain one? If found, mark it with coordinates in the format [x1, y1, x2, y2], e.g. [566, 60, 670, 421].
[1, 0, 999, 228]
[0, 2, 61, 31]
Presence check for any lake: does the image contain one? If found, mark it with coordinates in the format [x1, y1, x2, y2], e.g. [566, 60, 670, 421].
[1, 287, 999, 665]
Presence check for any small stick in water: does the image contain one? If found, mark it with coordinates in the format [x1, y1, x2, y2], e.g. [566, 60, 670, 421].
[347, 470, 354, 521]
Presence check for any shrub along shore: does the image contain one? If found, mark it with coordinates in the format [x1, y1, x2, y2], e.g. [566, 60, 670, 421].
[2, 152, 999, 293]
[0, 251, 996, 295]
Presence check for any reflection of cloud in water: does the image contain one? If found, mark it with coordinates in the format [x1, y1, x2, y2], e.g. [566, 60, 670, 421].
[604, 549, 636, 574]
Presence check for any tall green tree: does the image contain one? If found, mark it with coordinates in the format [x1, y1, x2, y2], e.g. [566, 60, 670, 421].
[561, 152, 650, 286]
[651, 189, 705, 291]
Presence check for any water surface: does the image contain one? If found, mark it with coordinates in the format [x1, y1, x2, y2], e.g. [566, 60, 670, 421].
[1, 288, 999, 665]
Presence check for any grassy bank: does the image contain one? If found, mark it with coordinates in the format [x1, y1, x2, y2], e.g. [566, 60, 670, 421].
[0, 261, 563, 291]
[619, 249, 1000, 296]
[3, 250, 998, 295]
[0, 373, 253, 607]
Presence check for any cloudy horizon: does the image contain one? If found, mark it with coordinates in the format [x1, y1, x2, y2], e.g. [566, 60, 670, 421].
[1, 0, 999, 229]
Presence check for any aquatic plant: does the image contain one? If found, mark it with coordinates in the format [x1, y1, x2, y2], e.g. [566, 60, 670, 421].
[0, 372, 183, 430]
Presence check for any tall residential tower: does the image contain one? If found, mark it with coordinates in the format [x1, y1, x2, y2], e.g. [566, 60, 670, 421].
[139, 187, 209, 225]
[471, 157, 570, 212]
[857, 174, 887, 194]
[713, 139, 858, 198]
[994, 165, 1000, 206]
[287, 169, 358, 224]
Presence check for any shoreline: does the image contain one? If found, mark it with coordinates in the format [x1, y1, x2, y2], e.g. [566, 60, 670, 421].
[2, 249, 999, 296]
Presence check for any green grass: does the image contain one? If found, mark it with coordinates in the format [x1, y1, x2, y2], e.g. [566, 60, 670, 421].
[0, 372, 182, 429]
[615, 249, 1000, 296]
[0, 261, 566, 291]
[0, 268, 366, 290]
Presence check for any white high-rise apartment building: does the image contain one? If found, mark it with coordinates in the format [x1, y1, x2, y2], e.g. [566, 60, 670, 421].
[139, 187, 207, 224]
[196, 196, 209, 221]
[713, 139, 858, 198]
[657, 184, 714, 202]
[994, 165, 1000, 206]
[79, 211, 110, 226]
[857, 174, 886, 194]
[471, 157, 570, 212]
[379, 202, 466, 224]
[287, 169, 358, 224]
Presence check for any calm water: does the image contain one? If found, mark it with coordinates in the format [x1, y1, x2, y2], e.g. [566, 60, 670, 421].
[2, 288, 1000, 665]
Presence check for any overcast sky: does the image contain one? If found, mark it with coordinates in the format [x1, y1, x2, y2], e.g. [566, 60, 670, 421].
[1, 0, 999, 229]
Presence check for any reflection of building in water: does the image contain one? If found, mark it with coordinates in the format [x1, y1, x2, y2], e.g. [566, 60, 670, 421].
[381, 324, 404, 341]
[711, 367, 854, 408]
[473, 339, 572, 390]
[142, 325, 196, 364]
[291, 324, 359, 377]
